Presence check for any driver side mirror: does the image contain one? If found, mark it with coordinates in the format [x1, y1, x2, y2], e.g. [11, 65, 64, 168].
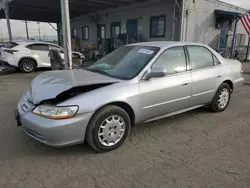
[144, 68, 167, 80]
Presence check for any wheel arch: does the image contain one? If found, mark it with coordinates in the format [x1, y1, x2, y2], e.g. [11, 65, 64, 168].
[92, 101, 136, 126]
[18, 57, 38, 67]
[222, 80, 234, 91]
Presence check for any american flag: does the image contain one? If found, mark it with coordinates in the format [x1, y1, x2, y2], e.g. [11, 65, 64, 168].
[240, 11, 250, 36]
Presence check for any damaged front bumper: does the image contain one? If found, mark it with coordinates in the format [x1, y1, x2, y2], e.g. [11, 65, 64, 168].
[16, 92, 93, 147]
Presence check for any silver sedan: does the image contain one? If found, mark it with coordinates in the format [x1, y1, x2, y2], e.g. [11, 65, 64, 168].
[15, 42, 244, 152]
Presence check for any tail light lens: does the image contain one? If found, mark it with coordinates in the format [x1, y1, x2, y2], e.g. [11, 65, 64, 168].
[4, 49, 18, 55]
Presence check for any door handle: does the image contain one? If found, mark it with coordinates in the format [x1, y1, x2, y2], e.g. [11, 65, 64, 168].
[217, 73, 222, 78]
[181, 81, 190, 86]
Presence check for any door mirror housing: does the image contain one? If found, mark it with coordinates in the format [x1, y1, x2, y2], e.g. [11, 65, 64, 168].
[145, 68, 167, 80]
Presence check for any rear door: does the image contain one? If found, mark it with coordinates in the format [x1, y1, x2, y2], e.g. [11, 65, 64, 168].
[186, 45, 222, 106]
[28, 44, 50, 66]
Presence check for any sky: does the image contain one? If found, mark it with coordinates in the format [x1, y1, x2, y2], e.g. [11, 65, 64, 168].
[222, 0, 250, 9]
[0, 20, 57, 40]
[0, 0, 249, 39]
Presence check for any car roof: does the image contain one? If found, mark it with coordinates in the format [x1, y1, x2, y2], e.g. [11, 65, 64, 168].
[13, 41, 60, 47]
[127, 41, 209, 48]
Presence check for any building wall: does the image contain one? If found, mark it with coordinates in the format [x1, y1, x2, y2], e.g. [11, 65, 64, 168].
[62, 0, 248, 50]
[70, 0, 176, 48]
[183, 0, 248, 45]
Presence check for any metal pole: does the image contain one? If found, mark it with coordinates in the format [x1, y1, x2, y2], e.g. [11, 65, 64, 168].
[180, 0, 185, 41]
[37, 22, 41, 41]
[172, 2, 176, 41]
[230, 18, 239, 59]
[25, 21, 29, 40]
[246, 37, 250, 61]
[48, 22, 58, 31]
[56, 23, 61, 46]
[60, 0, 72, 70]
[3, 0, 12, 41]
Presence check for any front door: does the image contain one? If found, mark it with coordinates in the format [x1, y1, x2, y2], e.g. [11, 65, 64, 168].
[127, 19, 138, 44]
[186, 45, 222, 106]
[29, 43, 50, 66]
[139, 46, 192, 121]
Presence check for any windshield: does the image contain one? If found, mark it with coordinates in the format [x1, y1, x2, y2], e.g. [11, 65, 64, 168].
[87, 46, 160, 79]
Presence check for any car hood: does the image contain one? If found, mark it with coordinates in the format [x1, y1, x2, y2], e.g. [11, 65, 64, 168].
[29, 69, 120, 104]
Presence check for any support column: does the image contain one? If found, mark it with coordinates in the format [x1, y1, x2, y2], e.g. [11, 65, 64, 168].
[230, 18, 239, 59]
[246, 37, 250, 61]
[3, 0, 12, 41]
[60, 0, 72, 70]
[57, 23, 61, 46]
[25, 21, 29, 40]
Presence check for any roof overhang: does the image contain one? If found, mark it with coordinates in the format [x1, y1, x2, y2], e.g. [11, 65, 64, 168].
[214, 9, 242, 22]
[0, 0, 150, 23]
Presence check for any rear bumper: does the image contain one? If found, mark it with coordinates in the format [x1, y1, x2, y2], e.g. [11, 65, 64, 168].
[0, 56, 18, 67]
[233, 77, 244, 92]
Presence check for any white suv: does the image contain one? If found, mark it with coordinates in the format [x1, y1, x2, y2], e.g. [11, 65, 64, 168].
[0, 41, 85, 73]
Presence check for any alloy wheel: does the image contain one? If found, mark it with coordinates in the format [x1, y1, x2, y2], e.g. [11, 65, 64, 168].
[22, 60, 34, 72]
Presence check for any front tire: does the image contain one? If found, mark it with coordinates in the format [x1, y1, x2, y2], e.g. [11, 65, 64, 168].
[86, 105, 131, 152]
[210, 83, 231, 112]
[19, 59, 36, 73]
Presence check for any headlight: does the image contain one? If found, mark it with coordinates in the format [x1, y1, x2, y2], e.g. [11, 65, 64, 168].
[32, 105, 78, 119]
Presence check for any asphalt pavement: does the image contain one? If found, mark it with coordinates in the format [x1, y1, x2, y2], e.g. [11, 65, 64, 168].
[0, 65, 250, 188]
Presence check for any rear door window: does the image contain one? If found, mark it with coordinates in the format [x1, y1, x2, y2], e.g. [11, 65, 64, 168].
[186, 46, 214, 70]
[27, 44, 49, 51]
[49, 45, 62, 51]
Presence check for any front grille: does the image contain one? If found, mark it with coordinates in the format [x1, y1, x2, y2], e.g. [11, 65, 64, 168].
[23, 127, 44, 141]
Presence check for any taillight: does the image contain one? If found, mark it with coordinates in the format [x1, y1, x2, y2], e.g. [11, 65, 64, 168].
[241, 63, 244, 74]
[4, 49, 18, 55]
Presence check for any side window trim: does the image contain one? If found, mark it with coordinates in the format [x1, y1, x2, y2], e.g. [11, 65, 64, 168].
[185, 45, 215, 70]
[151, 46, 188, 75]
[212, 54, 221, 66]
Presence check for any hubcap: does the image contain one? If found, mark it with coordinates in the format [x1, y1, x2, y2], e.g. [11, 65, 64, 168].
[23, 61, 34, 72]
[98, 115, 126, 147]
[217, 88, 230, 109]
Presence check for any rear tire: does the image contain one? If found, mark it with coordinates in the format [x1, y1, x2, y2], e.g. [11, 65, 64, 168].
[86, 105, 131, 152]
[19, 59, 36, 73]
[209, 83, 231, 112]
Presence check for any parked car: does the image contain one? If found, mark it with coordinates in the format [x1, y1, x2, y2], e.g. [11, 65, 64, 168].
[0, 41, 86, 73]
[14, 42, 244, 152]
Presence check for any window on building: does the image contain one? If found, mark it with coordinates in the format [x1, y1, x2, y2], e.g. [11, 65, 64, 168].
[150, 15, 166, 38]
[27, 44, 49, 51]
[187, 46, 214, 70]
[82, 26, 89, 40]
[152, 47, 187, 74]
[72, 28, 78, 37]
